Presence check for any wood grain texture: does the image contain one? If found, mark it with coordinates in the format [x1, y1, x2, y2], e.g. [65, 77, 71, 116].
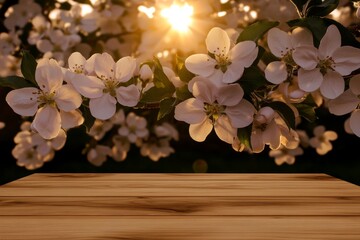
[0, 173, 359, 239]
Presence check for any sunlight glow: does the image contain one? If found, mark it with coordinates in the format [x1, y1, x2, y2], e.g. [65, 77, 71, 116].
[160, 4, 193, 32]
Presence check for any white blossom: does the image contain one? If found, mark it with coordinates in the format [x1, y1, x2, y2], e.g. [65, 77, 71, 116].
[118, 112, 149, 143]
[309, 125, 337, 155]
[174, 77, 255, 144]
[185, 27, 258, 86]
[293, 25, 360, 99]
[6, 58, 82, 139]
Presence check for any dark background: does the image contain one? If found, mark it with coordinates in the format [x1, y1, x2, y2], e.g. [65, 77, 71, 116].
[1, 87, 360, 186]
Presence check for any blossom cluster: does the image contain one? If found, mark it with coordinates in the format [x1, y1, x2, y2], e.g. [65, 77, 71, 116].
[0, 0, 360, 170]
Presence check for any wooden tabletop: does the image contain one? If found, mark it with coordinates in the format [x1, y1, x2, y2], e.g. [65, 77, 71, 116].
[0, 173, 359, 239]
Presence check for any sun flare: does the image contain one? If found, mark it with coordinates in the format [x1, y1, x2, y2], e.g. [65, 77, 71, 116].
[160, 4, 193, 32]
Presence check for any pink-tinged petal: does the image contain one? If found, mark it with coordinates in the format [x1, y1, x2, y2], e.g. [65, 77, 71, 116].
[226, 99, 255, 128]
[258, 106, 275, 121]
[217, 83, 243, 106]
[68, 52, 86, 72]
[6, 87, 39, 116]
[139, 64, 153, 80]
[32, 106, 61, 139]
[94, 52, 115, 80]
[320, 71, 344, 99]
[116, 85, 140, 107]
[85, 53, 100, 75]
[298, 68, 323, 92]
[328, 90, 359, 115]
[50, 129, 67, 150]
[206, 27, 230, 55]
[185, 54, 216, 77]
[89, 94, 117, 120]
[36, 141, 52, 156]
[35, 58, 63, 93]
[60, 109, 84, 129]
[265, 61, 288, 84]
[223, 64, 244, 83]
[318, 25, 341, 59]
[267, 28, 292, 57]
[349, 75, 360, 95]
[55, 85, 82, 111]
[174, 98, 206, 124]
[192, 79, 216, 104]
[293, 46, 318, 70]
[72, 75, 104, 98]
[333, 46, 360, 75]
[251, 130, 265, 153]
[115, 56, 137, 82]
[262, 120, 281, 150]
[189, 118, 213, 142]
[229, 41, 258, 67]
[208, 70, 225, 87]
[291, 27, 314, 47]
[350, 110, 360, 137]
[214, 115, 237, 144]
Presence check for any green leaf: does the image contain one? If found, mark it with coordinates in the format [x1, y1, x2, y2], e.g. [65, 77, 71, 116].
[157, 97, 176, 120]
[237, 124, 253, 150]
[175, 85, 193, 101]
[20, 50, 38, 86]
[237, 20, 279, 43]
[79, 104, 95, 132]
[0, 76, 36, 89]
[293, 94, 318, 122]
[306, 0, 339, 17]
[266, 101, 296, 129]
[141, 58, 175, 103]
[287, 17, 360, 48]
[239, 66, 267, 95]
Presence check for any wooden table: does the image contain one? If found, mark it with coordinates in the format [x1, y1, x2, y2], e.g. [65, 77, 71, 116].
[0, 173, 359, 239]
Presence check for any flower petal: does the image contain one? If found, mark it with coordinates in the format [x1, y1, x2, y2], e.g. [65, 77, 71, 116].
[226, 99, 255, 128]
[85, 53, 100, 75]
[60, 109, 84, 129]
[71, 75, 104, 98]
[267, 28, 292, 57]
[189, 118, 213, 142]
[349, 75, 360, 95]
[222, 64, 244, 83]
[333, 46, 360, 75]
[192, 79, 216, 103]
[328, 90, 359, 115]
[50, 129, 67, 150]
[116, 85, 140, 107]
[291, 27, 313, 47]
[251, 130, 265, 153]
[55, 85, 82, 111]
[185, 54, 216, 77]
[174, 98, 206, 124]
[94, 52, 115, 80]
[298, 68, 323, 92]
[262, 120, 281, 150]
[318, 25, 341, 59]
[35, 58, 63, 93]
[214, 115, 237, 144]
[217, 83, 243, 106]
[293, 46, 318, 70]
[265, 61, 288, 84]
[6, 87, 39, 116]
[350, 110, 360, 137]
[229, 41, 258, 67]
[115, 56, 137, 82]
[206, 27, 230, 55]
[320, 70, 344, 99]
[32, 106, 61, 139]
[89, 94, 117, 120]
[68, 52, 86, 72]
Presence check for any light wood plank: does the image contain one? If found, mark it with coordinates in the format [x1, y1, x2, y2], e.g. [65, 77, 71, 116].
[0, 216, 359, 240]
[1, 179, 358, 197]
[1, 196, 360, 216]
